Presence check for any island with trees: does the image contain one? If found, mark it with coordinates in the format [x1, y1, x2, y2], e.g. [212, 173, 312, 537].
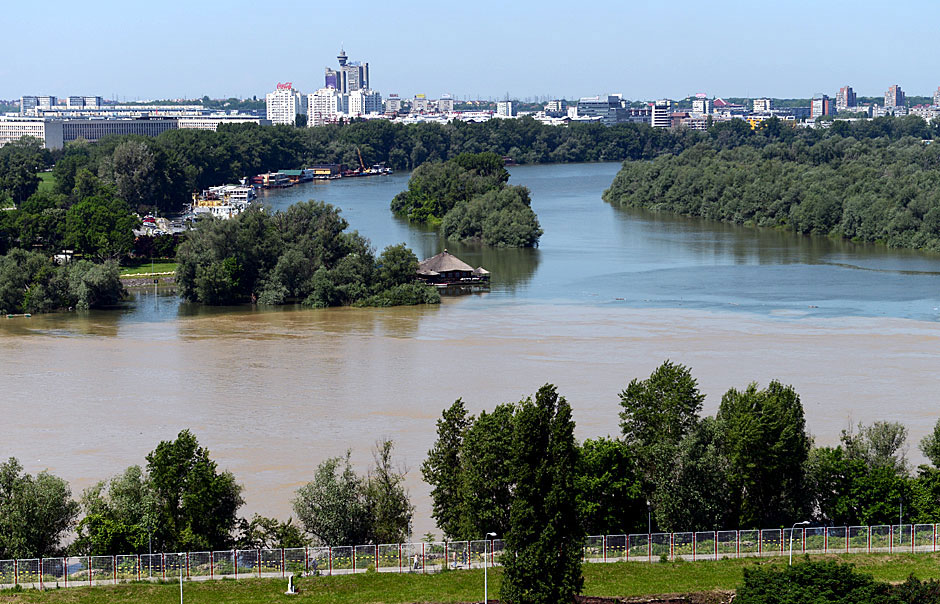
[391, 152, 542, 247]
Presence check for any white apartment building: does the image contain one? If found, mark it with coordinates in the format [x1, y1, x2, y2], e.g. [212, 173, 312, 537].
[265, 84, 306, 126]
[348, 89, 382, 117]
[437, 95, 454, 113]
[691, 99, 712, 115]
[0, 116, 64, 149]
[413, 94, 429, 113]
[308, 88, 348, 126]
[496, 101, 516, 117]
[752, 98, 773, 113]
[650, 100, 672, 128]
[385, 94, 402, 113]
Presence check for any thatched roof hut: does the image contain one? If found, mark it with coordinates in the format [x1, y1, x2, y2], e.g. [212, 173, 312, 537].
[417, 250, 489, 284]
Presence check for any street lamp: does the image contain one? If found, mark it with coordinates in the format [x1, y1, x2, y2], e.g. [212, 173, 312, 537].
[484, 532, 496, 604]
[789, 521, 810, 565]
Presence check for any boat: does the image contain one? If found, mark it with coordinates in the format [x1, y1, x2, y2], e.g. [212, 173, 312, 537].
[191, 184, 257, 219]
[250, 172, 293, 188]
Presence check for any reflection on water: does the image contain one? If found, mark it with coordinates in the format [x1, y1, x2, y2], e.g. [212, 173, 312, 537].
[3, 162, 940, 538]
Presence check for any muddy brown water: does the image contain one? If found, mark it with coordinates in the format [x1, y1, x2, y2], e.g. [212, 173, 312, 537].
[2, 163, 939, 538]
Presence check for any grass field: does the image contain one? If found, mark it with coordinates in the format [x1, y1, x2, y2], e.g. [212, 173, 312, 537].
[37, 172, 57, 194]
[2, 553, 939, 604]
[119, 261, 178, 276]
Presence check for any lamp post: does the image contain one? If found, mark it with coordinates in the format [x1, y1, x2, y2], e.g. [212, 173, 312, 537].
[789, 521, 810, 565]
[647, 500, 652, 535]
[484, 532, 496, 604]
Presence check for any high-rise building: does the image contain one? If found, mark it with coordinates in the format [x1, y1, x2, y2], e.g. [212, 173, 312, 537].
[385, 94, 402, 113]
[691, 99, 712, 115]
[885, 85, 905, 109]
[66, 96, 85, 108]
[545, 99, 567, 115]
[84, 96, 102, 108]
[412, 94, 429, 113]
[496, 101, 516, 117]
[348, 89, 382, 116]
[933, 87, 940, 107]
[20, 96, 38, 115]
[811, 95, 832, 118]
[325, 49, 369, 94]
[752, 98, 772, 113]
[650, 100, 672, 128]
[265, 83, 305, 126]
[307, 88, 346, 126]
[836, 86, 857, 112]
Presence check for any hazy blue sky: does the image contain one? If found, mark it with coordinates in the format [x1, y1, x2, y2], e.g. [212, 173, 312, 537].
[3, 0, 938, 102]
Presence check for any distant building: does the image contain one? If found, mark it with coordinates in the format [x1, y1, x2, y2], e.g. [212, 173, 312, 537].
[437, 94, 454, 113]
[934, 87, 940, 107]
[651, 100, 672, 128]
[545, 99, 567, 116]
[691, 98, 712, 115]
[19, 95, 56, 115]
[0, 116, 64, 148]
[325, 49, 369, 94]
[752, 98, 773, 113]
[496, 101, 516, 117]
[385, 94, 402, 113]
[417, 250, 489, 286]
[84, 96, 102, 108]
[61, 118, 178, 143]
[66, 96, 84, 108]
[177, 115, 270, 131]
[836, 85, 857, 112]
[308, 88, 346, 126]
[811, 95, 832, 118]
[885, 84, 905, 109]
[348, 89, 383, 116]
[265, 83, 305, 126]
[412, 94, 429, 113]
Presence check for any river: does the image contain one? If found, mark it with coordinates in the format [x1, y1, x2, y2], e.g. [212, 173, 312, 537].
[2, 162, 939, 538]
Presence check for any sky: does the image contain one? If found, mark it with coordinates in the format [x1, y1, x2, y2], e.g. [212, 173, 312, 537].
[3, 0, 939, 102]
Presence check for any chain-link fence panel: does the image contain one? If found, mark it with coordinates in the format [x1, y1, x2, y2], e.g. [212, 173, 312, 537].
[694, 532, 716, 560]
[870, 525, 890, 552]
[331, 546, 353, 574]
[114, 554, 138, 581]
[782, 528, 803, 557]
[212, 551, 235, 578]
[352, 545, 374, 573]
[826, 527, 847, 554]
[164, 553, 185, 581]
[760, 529, 782, 557]
[260, 549, 282, 577]
[307, 547, 330, 576]
[672, 532, 693, 560]
[41, 557, 67, 587]
[139, 554, 163, 580]
[605, 535, 627, 561]
[235, 550, 258, 578]
[492, 539, 505, 566]
[447, 541, 470, 570]
[401, 543, 424, 572]
[848, 526, 869, 553]
[89, 556, 113, 586]
[468, 540, 488, 569]
[717, 531, 738, 558]
[0, 560, 14, 587]
[377, 544, 400, 573]
[892, 525, 913, 552]
[739, 530, 760, 557]
[187, 552, 211, 579]
[583, 535, 604, 563]
[628, 534, 649, 561]
[424, 542, 446, 572]
[284, 548, 306, 575]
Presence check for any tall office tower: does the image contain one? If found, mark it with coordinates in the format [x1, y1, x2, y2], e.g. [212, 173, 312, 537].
[325, 49, 370, 94]
[811, 95, 832, 118]
[20, 96, 38, 115]
[348, 89, 382, 116]
[836, 86, 856, 112]
[437, 94, 454, 113]
[650, 99, 672, 128]
[933, 87, 940, 107]
[265, 83, 306, 126]
[752, 98, 773, 112]
[885, 85, 905, 109]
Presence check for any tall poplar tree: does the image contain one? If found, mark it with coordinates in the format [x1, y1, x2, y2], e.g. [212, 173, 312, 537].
[500, 385, 583, 604]
[421, 399, 470, 540]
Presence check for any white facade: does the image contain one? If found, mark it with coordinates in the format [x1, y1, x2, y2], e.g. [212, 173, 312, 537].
[437, 95, 454, 113]
[691, 99, 712, 115]
[308, 88, 347, 126]
[651, 100, 672, 128]
[413, 95, 429, 112]
[0, 117, 64, 149]
[178, 115, 270, 131]
[265, 85, 306, 126]
[385, 95, 402, 113]
[496, 101, 516, 117]
[752, 98, 772, 113]
[348, 89, 383, 116]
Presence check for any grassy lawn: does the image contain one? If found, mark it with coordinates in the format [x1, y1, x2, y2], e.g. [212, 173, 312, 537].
[37, 172, 57, 194]
[119, 261, 178, 276]
[2, 553, 940, 603]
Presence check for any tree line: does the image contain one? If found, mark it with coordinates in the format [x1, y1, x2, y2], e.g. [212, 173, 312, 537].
[603, 122, 940, 252]
[175, 200, 440, 307]
[391, 152, 542, 247]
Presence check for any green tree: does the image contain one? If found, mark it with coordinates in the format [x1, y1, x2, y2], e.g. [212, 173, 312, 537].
[0, 457, 79, 559]
[500, 385, 583, 604]
[458, 403, 516, 540]
[421, 399, 471, 540]
[842, 421, 909, 474]
[235, 514, 307, 549]
[145, 430, 243, 551]
[920, 418, 940, 468]
[292, 452, 371, 546]
[64, 193, 139, 260]
[575, 437, 646, 535]
[375, 243, 418, 290]
[72, 465, 153, 555]
[365, 440, 414, 544]
[718, 381, 810, 528]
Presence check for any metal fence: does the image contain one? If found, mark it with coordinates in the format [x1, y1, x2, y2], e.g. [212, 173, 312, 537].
[1, 524, 937, 590]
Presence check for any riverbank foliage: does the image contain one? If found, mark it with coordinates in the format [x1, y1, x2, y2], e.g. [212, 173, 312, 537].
[391, 152, 542, 247]
[175, 201, 440, 307]
[603, 122, 940, 252]
[0, 249, 125, 314]
[424, 361, 940, 543]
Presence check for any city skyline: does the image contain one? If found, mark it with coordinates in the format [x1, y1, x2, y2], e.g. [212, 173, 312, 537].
[2, 0, 939, 101]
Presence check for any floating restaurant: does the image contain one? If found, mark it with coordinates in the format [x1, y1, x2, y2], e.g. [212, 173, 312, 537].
[417, 250, 489, 287]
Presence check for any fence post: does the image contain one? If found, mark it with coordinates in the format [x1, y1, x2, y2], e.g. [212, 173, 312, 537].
[39, 558, 43, 590]
[304, 547, 308, 574]
[647, 533, 651, 563]
[824, 527, 828, 553]
[88, 556, 92, 586]
[234, 550, 238, 579]
[779, 529, 784, 554]
[137, 554, 141, 581]
[329, 547, 333, 576]
[692, 535, 696, 562]
[625, 535, 629, 562]
[603, 535, 607, 563]
[759, 532, 762, 557]
[670, 533, 674, 561]
[162, 553, 166, 581]
[112, 555, 117, 584]
[282, 549, 285, 578]
[64, 557, 67, 588]
[422, 542, 426, 574]
[736, 530, 740, 558]
[714, 531, 718, 560]
[210, 552, 213, 579]
[374, 544, 378, 570]
[257, 549, 261, 578]
[186, 552, 190, 579]
[911, 525, 915, 553]
[890, 526, 893, 553]
[868, 528, 871, 553]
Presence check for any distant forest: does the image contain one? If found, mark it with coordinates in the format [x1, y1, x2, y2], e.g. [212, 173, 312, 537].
[604, 115, 940, 252]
